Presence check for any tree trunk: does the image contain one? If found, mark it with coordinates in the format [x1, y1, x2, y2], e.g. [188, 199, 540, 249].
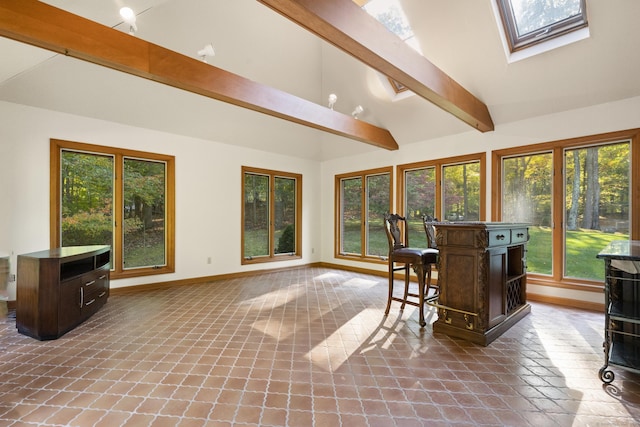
[582, 148, 600, 230]
[567, 151, 581, 230]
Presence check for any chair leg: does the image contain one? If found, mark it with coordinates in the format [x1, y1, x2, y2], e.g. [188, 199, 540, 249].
[385, 261, 394, 316]
[416, 263, 426, 327]
[425, 265, 433, 298]
[401, 264, 410, 310]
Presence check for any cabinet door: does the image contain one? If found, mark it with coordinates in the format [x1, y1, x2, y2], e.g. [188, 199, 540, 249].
[59, 277, 82, 334]
[487, 247, 507, 328]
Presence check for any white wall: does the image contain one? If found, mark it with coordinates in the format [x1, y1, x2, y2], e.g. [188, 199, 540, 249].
[3, 95, 640, 306]
[0, 100, 322, 297]
[320, 96, 640, 306]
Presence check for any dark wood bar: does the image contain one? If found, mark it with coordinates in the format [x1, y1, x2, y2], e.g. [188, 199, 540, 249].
[432, 222, 530, 346]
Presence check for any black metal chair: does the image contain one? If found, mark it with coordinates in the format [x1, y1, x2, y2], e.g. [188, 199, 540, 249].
[422, 214, 440, 298]
[383, 213, 438, 327]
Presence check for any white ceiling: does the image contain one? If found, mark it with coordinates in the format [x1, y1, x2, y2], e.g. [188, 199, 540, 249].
[1, 0, 639, 160]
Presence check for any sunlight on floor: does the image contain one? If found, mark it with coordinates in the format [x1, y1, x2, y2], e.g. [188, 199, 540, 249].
[304, 308, 383, 372]
[340, 277, 379, 289]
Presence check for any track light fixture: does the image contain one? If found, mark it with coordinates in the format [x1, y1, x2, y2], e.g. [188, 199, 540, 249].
[328, 93, 337, 110]
[119, 6, 137, 35]
[197, 44, 216, 63]
[352, 105, 364, 119]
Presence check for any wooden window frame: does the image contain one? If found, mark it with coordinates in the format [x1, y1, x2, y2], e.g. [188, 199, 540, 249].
[492, 129, 640, 292]
[241, 166, 302, 265]
[50, 139, 175, 280]
[335, 166, 393, 263]
[397, 153, 486, 222]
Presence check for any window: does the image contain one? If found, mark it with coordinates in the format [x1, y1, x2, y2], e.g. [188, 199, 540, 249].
[242, 167, 302, 264]
[501, 152, 553, 275]
[336, 167, 392, 261]
[564, 143, 630, 281]
[493, 129, 640, 289]
[442, 162, 482, 222]
[398, 154, 486, 245]
[496, 0, 588, 52]
[51, 139, 175, 279]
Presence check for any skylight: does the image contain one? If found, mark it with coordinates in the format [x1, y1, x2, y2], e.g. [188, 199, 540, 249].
[356, 0, 420, 94]
[496, 0, 588, 53]
[360, 0, 421, 53]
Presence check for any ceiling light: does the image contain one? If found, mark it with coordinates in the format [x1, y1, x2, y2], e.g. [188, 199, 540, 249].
[197, 44, 216, 63]
[119, 7, 137, 35]
[328, 93, 337, 110]
[352, 105, 364, 119]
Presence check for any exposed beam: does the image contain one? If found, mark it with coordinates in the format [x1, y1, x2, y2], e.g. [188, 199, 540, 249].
[0, 0, 398, 151]
[257, 0, 495, 133]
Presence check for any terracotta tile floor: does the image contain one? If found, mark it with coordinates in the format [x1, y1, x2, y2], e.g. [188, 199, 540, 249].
[1, 267, 640, 426]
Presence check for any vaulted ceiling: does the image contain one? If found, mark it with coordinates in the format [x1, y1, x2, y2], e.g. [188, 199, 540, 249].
[1, 0, 639, 160]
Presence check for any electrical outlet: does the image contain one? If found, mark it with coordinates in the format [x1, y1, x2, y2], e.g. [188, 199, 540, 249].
[9, 273, 16, 282]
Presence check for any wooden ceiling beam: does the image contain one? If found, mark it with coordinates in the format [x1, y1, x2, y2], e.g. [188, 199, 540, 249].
[0, 0, 398, 151]
[257, 0, 495, 133]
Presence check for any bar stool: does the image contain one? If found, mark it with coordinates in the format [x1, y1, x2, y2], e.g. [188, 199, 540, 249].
[383, 213, 438, 327]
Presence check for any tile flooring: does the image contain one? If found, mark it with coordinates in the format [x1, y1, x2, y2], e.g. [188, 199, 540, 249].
[1, 267, 640, 426]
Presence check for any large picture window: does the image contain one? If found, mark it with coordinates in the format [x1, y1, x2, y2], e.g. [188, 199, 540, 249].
[242, 167, 302, 264]
[51, 139, 175, 279]
[335, 167, 392, 261]
[493, 129, 639, 289]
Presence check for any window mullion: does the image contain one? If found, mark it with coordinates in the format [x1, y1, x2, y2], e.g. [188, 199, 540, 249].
[270, 176, 275, 258]
[360, 175, 368, 258]
[114, 155, 124, 275]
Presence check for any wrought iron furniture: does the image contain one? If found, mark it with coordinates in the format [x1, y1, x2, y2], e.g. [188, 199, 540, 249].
[597, 240, 640, 384]
[431, 222, 530, 345]
[383, 213, 438, 327]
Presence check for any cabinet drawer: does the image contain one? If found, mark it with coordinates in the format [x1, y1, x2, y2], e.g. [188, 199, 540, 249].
[488, 230, 510, 247]
[511, 228, 528, 244]
[81, 270, 109, 306]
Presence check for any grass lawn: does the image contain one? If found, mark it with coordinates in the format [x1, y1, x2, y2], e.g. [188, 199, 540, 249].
[529, 226, 626, 281]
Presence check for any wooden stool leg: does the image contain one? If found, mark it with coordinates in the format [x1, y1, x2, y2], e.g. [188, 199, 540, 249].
[416, 263, 426, 327]
[385, 261, 394, 315]
[401, 264, 410, 310]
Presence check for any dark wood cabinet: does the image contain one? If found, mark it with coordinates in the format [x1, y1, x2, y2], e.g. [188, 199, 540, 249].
[16, 245, 110, 340]
[597, 240, 640, 383]
[432, 222, 530, 346]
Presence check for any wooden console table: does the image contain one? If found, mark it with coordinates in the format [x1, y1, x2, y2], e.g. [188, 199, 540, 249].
[431, 222, 530, 346]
